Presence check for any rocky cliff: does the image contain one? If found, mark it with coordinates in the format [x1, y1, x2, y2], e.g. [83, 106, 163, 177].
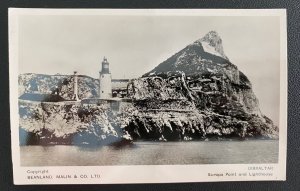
[124, 75, 278, 141]
[19, 100, 133, 145]
[137, 31, 278, 140]
[19, 73, 99, 100]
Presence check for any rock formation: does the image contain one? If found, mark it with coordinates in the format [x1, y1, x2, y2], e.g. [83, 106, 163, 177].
[138, 31, 278, 140]
[19, 73, 99, 100]
[19, 100, 132, 145]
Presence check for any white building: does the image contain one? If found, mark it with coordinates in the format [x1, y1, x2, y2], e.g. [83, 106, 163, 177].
[73, 71, 80, 101]
[99, 57, 112, 99]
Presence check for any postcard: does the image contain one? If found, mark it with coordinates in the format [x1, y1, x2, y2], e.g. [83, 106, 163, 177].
[9, 8, 287, 184]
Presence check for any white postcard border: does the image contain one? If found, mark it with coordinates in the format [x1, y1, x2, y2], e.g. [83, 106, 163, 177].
[9, 8, 287, 184]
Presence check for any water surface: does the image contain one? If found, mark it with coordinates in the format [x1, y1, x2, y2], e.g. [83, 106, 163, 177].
[20, 140, 278, 166]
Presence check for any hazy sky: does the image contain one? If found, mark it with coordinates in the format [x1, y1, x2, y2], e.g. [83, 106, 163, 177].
[18, 15, 281, 125]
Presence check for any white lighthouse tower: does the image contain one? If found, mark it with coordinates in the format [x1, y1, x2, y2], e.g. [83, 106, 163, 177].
[73, 71, 80, 101]
[99, 57, 112, 99]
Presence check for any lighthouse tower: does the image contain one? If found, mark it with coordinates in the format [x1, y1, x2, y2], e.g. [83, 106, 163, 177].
[73, 71, 80, 101]
[99, 57, 112, 99]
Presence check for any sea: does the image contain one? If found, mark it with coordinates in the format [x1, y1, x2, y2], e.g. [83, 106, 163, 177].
[20, 140, 278, 166]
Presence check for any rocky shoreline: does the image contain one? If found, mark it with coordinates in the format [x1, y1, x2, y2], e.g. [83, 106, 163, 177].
[19, 75, 278, 146]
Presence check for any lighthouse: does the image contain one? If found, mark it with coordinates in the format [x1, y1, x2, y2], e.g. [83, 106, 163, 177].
[99, 57, 112, 99]
[73, 71, 80, 101]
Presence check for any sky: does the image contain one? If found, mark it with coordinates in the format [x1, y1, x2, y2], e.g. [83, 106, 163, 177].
[18, 14, 281, 125]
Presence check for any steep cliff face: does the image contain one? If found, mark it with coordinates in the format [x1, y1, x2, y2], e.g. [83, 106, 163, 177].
[198, 30, 228, 60]
[19, 100, 132, 145]
[125, 77, 278, 140]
